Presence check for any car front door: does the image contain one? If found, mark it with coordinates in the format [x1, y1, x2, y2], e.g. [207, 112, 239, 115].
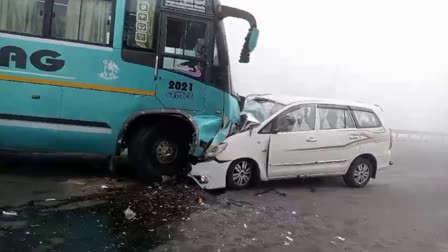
[267, 104, 320, 178]
[312, 105, 360, 174]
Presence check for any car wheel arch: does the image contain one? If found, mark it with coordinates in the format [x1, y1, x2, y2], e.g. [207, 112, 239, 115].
[226, 158, 261, 187]
[349, 154, 378, 178]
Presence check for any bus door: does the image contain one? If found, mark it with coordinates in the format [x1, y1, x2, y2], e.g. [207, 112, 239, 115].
[156, 13, 214, 112]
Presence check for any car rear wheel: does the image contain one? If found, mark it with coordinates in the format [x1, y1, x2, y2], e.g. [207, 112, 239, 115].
[343, 158, 372, 188]
[128, 124, 189, 182]
[226, 159, 256, 190]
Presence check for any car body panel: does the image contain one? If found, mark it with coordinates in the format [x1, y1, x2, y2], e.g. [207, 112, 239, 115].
[190, 95, 393, 189]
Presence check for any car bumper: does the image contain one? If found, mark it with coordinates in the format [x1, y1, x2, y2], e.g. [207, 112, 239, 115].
[189, 160, 231, 190]
[377, 150, 393, 171]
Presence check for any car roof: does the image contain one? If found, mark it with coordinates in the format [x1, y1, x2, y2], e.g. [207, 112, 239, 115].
[252, 94, 381, 111]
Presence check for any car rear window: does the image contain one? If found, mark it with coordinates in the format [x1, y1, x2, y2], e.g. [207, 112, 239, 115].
[352, 110, 382, 128]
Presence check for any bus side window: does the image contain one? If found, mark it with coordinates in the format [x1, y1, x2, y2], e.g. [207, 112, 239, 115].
[51, 0, 113, 45]
[123, 0, 157, 50]
[0, 0, 45, 36]
[162, 18, 207, 80]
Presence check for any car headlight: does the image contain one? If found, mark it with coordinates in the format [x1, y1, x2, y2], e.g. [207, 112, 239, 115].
[204, 142, 228, 159]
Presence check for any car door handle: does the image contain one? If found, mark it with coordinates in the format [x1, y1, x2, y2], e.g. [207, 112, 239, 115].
[349, 136, 360, 140]
[306, 138, 318, 142]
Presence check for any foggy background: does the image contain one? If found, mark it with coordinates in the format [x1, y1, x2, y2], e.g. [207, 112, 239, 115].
[222, 0, 448, 132]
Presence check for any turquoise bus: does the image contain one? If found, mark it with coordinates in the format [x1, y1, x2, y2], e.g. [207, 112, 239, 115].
[0, 0, 258, 179]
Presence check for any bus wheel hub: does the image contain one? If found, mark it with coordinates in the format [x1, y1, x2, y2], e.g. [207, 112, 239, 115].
[156, 140, 177, 165]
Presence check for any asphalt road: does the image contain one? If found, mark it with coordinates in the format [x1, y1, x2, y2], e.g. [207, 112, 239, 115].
[0, 141, 447, 252]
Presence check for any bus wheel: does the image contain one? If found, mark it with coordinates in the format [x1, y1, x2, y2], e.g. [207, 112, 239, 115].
[128, 124, 189, 181]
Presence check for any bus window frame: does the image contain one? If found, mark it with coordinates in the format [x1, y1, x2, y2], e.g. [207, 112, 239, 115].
[158, 12, 214, 83]
[212, 20, 233, 93]
[122, 0, 160, 53]
[0, 0, 116, 48]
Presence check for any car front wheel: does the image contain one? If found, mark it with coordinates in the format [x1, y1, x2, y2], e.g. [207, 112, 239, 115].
[226, 159, 256, 190]
[343, 158, 372, 188]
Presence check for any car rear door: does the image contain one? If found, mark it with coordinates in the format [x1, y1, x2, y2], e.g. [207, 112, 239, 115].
[267, 104, 321, 178]
[312, 105, 360, 174]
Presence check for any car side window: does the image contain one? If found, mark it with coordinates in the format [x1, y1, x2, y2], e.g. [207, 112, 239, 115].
[352, 110, 382, 128]
[276, 105, 316, 133]
[319, 107, 356, 130]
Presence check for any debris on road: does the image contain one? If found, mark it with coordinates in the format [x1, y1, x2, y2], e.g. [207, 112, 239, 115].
[255, 188, 287, 197]
[45, 198, 57, 202]
[2, 210, 18, 216]
[124, 207, 136, 220]
[284, 241, 290, 246]
[244, 224, 247, 229]
[292, 211, 296, 215]
[287, 231, 292, 235]
[101, 185, 109, 189]
[330, 241, 337, 245]
[162, 175, 175, 183]
[285, 236, 293, 242]
[66, 180, 87, 186]
[197, 197, 204, 206]
[336, 236, 346, 241]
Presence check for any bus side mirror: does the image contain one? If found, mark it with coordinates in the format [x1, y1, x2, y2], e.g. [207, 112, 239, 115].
[248, 28, 259, 52]
[240, 28, 259, 63]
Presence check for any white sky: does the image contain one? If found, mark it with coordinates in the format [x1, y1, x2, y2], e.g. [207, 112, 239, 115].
[222, 0, 448, 132]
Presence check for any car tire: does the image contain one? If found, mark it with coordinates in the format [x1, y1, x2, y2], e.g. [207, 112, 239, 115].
[226, 159, 256, 190]
[128, 124, 189, 182]
[343, 158, 372, 188]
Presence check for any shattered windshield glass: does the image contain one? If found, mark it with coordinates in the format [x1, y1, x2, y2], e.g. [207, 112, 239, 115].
[243, 98, 285, 123]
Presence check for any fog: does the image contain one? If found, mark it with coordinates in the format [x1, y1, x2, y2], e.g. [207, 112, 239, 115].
[222, 0, 448, 132]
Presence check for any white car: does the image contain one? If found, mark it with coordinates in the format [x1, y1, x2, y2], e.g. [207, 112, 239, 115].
[190, 95, 393, 190]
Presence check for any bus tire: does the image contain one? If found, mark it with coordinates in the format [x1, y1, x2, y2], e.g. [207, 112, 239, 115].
[128, 124, 189, 181]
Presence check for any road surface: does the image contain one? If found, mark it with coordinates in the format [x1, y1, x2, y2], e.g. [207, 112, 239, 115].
[0, 141, 447, 251]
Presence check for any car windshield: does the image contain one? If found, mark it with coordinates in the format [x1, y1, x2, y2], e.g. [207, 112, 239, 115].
[243, 98, 285, 123]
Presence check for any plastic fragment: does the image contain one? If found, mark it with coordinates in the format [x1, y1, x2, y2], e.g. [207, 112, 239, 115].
[124, 207, 136, 220]
[2, 210, 18, 216]
[336, 236, 345, 241]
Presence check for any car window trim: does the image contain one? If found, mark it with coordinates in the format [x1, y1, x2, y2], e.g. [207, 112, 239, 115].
[258, 103, 317, 134]
[345, 109, 357, 129]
